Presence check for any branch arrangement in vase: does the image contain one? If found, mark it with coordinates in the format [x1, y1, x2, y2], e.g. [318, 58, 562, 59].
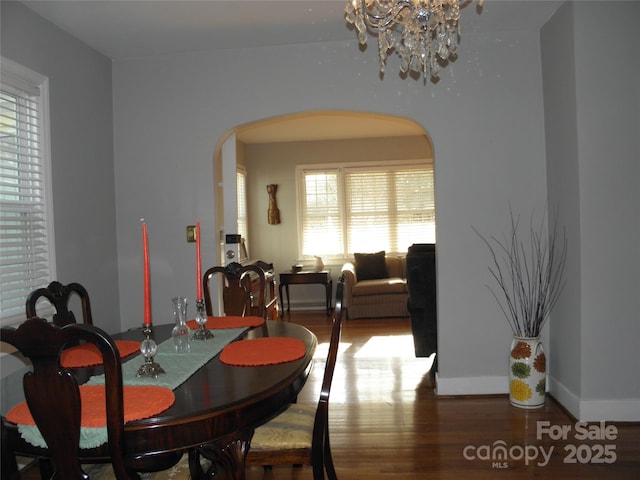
[473, 208, 568, 338]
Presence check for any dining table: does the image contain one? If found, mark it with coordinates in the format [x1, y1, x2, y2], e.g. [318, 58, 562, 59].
[0, 318, 317, 480]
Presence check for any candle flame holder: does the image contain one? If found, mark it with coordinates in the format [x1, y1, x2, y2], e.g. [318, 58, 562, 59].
[136, 324, 165, 377]
[192, 299, 213, 340]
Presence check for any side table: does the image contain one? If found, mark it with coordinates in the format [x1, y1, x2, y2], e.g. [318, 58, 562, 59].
[279, 270, 332, 316]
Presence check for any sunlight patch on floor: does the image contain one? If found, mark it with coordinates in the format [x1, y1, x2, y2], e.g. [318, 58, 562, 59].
[353, 335, 415, 358]
[313, 341, 352, 360]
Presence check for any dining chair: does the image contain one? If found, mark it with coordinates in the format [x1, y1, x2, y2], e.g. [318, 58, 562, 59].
[245, 275, 345, 479]
[252, 260, 279, 319]
[188, 276, 344, 480]
[0, 317, 181, 479]
[25, 280, 93, 327]
[203, 262, 268, 318]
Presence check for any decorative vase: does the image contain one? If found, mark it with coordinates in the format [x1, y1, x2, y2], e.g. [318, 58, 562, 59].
[509, 336, 545, 409]
[315, 256, 324, 271]
[171, 296, 191, 353]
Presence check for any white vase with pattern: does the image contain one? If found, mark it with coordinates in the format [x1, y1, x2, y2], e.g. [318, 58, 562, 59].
[509, 336, 546, 409]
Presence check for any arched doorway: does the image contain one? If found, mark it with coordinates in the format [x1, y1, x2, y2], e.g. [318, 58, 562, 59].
[213, 110, 434, 271]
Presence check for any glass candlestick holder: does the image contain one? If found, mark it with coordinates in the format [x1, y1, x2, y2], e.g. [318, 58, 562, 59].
[192, 299, 213, 340]
[136, 324, 165, 377]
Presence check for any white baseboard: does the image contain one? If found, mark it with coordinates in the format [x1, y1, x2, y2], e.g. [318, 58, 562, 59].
[437, 374, 640, 422]
[549, 376, 640, 422]
[579, 400, 640, 422]
[435, 374, 508, 396]
[283, 301, 326, 311]
[435, 375, 639, 421]
[548, 375, 580, 417]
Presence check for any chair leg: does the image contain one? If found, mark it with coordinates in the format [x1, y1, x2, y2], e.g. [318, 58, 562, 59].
[312, 436, 326, 480]
[324, 432, 338, 480]
[38, 459, 54, 479]
[0, 421, 19, 480]
[313, 416, 338, 480]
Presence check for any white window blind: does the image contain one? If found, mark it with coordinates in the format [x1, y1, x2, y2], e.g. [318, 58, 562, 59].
[300, 170, 344, 256]
[345, 166, 435, 253]
[236, 169, 248, 257]
[1, 59, 54, 326]
[298, 162, 434, 258]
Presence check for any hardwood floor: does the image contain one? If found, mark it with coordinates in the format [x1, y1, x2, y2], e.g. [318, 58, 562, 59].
[16, 311, 639, 479]
[245, 311, 640, 480]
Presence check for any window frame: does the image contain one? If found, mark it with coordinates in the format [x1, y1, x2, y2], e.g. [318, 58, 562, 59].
[1, 57, 55, 327]
[296, 159, 434, 261]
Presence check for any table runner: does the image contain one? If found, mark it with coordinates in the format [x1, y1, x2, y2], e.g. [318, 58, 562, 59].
[15, 327, 247, 449]
[186, 316, 264, 330]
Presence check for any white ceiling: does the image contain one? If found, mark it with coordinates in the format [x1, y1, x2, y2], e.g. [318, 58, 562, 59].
[18, 0, 562, 143]
[21, 0, 562, 61]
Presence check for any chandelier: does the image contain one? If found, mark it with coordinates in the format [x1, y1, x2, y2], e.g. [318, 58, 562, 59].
[345, 0, 483, 80]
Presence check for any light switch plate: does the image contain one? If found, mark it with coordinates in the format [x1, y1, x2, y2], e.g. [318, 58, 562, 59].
[186, 225, 196, 243]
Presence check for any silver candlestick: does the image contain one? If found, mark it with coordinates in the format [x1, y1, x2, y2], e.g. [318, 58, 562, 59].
[136, 324, 165, 377]
[192, 299, 213, 340]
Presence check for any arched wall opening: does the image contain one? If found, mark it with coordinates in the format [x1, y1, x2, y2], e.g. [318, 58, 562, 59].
[212, 110, 435, 309]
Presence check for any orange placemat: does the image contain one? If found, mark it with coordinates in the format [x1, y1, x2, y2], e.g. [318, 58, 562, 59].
[219, 337, 306, 366]
[61, 340, 141, 368]
[186, 316, 264, 330]
[6, 384, 175, 427]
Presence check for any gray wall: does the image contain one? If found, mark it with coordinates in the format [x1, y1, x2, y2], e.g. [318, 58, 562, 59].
[110, 22, 549, 396]
[2, 1, 638, 421]
[542, 1, 640, 421]
[1, 1, 120, 335]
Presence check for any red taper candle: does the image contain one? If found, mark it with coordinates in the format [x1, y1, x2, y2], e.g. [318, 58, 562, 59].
[196, 221, 203, 301]
[142, 219, 152, 326]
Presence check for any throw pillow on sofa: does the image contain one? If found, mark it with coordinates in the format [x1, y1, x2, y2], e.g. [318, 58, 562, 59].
[354, 251, 388, 281]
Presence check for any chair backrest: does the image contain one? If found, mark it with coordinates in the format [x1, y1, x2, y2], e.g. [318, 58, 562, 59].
[252, 260, 279, 319]
[25, 281, 93, 327]
[0, 317, 128, 479]
[203, 262, 267, 317]
[311, 275, 345, 470]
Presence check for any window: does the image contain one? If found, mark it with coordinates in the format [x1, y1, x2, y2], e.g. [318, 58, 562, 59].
[1, 58, 55, 326]
[236, 168, 248, 242]
[298, 161, 435, 258]
[300, 169, 343, 256]
[236, 168, 248, 259]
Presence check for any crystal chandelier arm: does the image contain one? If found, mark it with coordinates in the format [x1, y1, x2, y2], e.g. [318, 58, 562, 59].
[442, 1, 460, 24]
[359, 0, 417, 30]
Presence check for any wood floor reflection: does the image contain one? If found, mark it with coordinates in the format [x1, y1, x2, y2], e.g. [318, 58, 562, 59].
[245, 311, 640, 480]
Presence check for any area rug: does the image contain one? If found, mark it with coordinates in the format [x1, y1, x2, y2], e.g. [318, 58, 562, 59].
[82, 454, 193, 479]
[19, 454, 196, 479]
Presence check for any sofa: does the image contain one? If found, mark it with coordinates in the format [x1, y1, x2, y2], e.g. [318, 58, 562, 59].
[341, 252, 409, 319]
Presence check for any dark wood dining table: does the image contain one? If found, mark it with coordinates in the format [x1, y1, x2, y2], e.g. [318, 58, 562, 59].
[1, 320, 317, 479]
